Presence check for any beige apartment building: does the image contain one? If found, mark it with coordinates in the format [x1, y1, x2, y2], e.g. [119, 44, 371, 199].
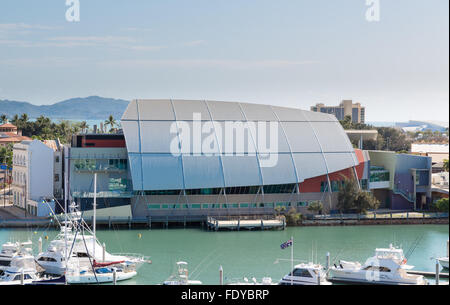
[311, 100, 365, 123]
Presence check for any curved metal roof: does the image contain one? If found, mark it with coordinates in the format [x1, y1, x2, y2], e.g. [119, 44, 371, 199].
[121, 99, 358, 191]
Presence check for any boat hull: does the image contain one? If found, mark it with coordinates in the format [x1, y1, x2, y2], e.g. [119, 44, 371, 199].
[438, 258, 449, 269]
[329, 270, 427, 285]
[66, 271, 137, 284]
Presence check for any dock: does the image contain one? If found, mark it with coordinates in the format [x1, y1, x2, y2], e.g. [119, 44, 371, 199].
[206, 216, 285, 231]
[406, 270, 449, 278]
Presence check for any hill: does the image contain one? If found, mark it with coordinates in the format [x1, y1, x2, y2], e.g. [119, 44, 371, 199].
[0, 96, 130, 120]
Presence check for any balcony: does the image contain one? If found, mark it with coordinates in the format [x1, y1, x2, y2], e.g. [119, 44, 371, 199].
[71, 190, 133, 198]
[73, 159, 128, 173]
[369, 168, 390, 189]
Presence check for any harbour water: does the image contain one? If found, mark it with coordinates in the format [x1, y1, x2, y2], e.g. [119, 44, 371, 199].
[1, 225, 448, 285]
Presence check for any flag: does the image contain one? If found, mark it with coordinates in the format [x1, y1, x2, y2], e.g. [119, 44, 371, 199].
[280, 239, 293, 250]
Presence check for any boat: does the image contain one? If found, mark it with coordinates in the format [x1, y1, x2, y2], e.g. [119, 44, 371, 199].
[65, 260, 138, 284]
[0, 241, 33, 275]
[162, 261, 202, 285]
[329, 244, 428, 285]
[36, 218, 145, 276]
[437, 240, 449, 270]
[227, 277, 275, 285]
[279, 262, 332, 285]
[38, 173, 149, 284]
[0, 254, 62, 285]
[438, 257, 449, 270]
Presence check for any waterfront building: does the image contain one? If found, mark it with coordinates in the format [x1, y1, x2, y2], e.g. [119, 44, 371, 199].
[118, 99, 370, 219]
[0, 122, 31, 147]
[64, 100, 433, 219]
[368, 151, 432, 210]
[68, 133, 132, 218]
[12, 139, 63, 216]
[431, 171, 449, 202]
[310, 100, 365, 123]
[411, 143, 449, 165]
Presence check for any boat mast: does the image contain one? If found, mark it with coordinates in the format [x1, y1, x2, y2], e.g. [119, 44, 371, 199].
[64, 157, 68, 285]
[93, 173, 97, 260]
[291, 236, 293, 286]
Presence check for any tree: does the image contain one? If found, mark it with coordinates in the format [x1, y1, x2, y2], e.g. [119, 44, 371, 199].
[20, 113, 29, 123]
[104, 115, 117, 133]
[444, 159, 449, 172]
[337, 178, 379, 214]
[307, 201, 324, 215]
[337, 179, 360, 213]
[354, 191, 380, 214]
[0, 114, 7, 124]
[433, 198, 449, 213]
[0, 144, 13, 167]
[274, 206, 286, 216]
[285, 207, 302, 226]
[80, 121, 89, 134]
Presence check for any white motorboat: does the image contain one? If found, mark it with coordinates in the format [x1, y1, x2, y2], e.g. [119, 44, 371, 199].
[0, 241, 33, 274]
[329, 244, 428, 285]
[438, 257, 449, 270]
[279, 262, 331, 285]
[0, 254, 40, 285]
[36, 220, 145, 276]
[66, 261, 138, 284]
[227, 277, 275, 285]
[437, 239, 449, 270]
[163, 262, 202, 285]
[37, 174, 149, 285]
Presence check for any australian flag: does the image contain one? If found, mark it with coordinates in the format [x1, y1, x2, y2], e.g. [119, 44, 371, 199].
[280, 239, 293, 250]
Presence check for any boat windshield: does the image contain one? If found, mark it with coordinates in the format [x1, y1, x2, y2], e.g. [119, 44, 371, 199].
[375, 249, 405, 261]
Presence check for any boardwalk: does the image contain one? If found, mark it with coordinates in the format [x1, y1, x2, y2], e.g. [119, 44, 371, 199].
[207, 216, 285, 231]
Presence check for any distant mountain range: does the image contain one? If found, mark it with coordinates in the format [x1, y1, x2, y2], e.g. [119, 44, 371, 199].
[0, 96, 130, 120]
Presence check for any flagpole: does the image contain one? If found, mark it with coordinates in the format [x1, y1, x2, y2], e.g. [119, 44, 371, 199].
[291, 236, 294, 286]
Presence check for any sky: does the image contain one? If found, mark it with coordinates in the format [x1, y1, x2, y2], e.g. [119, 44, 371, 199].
[0, 0, 448, 122]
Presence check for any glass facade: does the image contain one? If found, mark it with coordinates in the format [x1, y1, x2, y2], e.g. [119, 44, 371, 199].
[370, 171, 390, 182]
[74, 158, 128, 172]
[145, 201, 319, 210]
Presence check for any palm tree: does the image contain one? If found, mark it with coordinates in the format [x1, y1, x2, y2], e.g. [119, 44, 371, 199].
[11, 114, 19, 125]
[20, 113, 29, 123]
[80, 121, 89, 134]
[0, 114, 7, 124]
[444, 159, 449, 172]
[104, 115, 117, 133]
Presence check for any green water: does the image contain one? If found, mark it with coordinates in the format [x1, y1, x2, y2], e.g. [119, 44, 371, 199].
[1, 225, 448, 285]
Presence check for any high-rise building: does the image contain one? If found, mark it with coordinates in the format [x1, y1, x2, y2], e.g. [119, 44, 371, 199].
[311, 100, 365, 123]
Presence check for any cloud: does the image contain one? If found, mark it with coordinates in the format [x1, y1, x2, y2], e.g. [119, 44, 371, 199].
[0, 35, 164, 50]
[125, 45, 166, 51]
[97, 59, 319, 69]
[0, 57, 90, 68]
[47, 36, 136, 43]
[0, 23, 60, 31]
[182, 40, 206, 47]
[121, 27, 153, 32]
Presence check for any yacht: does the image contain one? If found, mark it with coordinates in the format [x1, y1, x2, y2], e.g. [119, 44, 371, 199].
[227, 277, 275, 285]
[163, 262, 202, 285]
[36, 220, 145, 276]
[329, 245, 428, 285]
[65, 260, 137, 284]
[0, 254, 40, 285]
[438, 257, 449, 270]
[279, 263, 331, 285]
[437, 240, 449, 270]
[0, 254, 64, 285]
[0, 241, 33, 274]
